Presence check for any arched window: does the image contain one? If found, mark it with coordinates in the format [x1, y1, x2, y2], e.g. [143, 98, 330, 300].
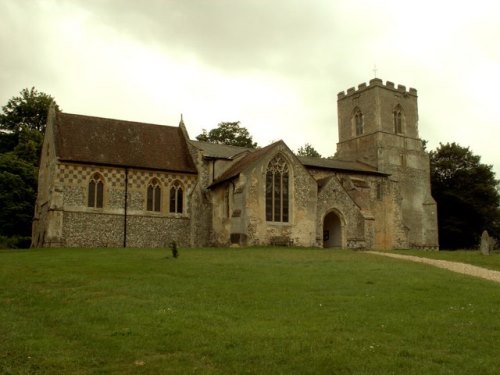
[88, 173, 104, 208]
[265, 154, 289, 222]
[353, 108, 364, 136]
[169, 181, 183, 214]
[147, 178, 161, 212]
[393, 105, 403, 134]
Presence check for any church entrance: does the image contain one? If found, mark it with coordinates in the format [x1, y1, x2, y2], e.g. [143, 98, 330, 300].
[323, 211, 343, 248]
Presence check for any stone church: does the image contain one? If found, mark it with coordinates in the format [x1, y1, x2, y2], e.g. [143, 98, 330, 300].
[32, 78, 439, 249]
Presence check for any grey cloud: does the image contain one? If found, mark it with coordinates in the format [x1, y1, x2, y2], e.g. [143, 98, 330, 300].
[74, 0, 349, 74]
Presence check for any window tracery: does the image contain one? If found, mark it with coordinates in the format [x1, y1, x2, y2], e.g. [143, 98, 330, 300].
[147, 178, 161, 212]
[353, 108, 364, 136]
[169, 180, 183, 214]
[88, 173, 104, 208]
[393, 105, 404, 134]
[265, 154, 289, 222]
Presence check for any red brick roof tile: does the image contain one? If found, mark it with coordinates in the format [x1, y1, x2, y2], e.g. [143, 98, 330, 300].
[54, 112, 197, 173]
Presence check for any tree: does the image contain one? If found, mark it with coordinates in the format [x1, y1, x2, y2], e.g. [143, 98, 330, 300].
[0, 153, 37, 237]
[0, 87, 60, 132]
[196, 121, 257, 148]
[0, 88, 59, 246]
[430, 142, 500, 249]
[296, 143, 321, 158]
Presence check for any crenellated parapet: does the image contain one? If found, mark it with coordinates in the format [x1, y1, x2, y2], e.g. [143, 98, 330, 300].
[337, 78, 418, 99]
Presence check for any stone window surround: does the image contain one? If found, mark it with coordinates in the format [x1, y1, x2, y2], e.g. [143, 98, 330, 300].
[146, 178, 161, 212]
[169, 180, 184, 214]
[393, 104, 405, 134]
[265, 153, 290, 223]
[352, 107, 364, 137]
[88, 172, 105, 208]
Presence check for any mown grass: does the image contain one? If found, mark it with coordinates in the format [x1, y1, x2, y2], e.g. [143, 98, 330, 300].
[391, 249, 500, 271]
[1, 247, 499, 374]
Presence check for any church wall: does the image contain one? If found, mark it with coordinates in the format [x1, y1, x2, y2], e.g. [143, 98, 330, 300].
[336, 79, 438, 249]
[186, 144, 214, 247]
[316, 174, 368, 248]
[46, 162, 196, 248]
[311, 167, 408, 249]
[32, 106, 60, 247]
[239, 145, 317, 247]
[209, 182, 232, 246]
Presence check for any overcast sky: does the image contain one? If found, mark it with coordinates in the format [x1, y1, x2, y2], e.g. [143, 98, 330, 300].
[1, 0, 499, 175]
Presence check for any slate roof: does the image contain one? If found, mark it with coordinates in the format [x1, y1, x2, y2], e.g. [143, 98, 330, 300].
[54, 112, 196, 173]
[189, 140, 252, 159]
[209, 142, 280, 188]
[298, 156, 387, 175]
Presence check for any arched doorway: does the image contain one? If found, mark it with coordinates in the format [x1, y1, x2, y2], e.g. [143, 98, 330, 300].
[323, 211, 343, 248]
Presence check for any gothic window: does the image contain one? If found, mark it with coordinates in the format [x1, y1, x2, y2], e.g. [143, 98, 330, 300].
[169, 180, 183, 214]
[88, 173, 104, 208]
[353, 108, 364, 136]
[265, 154, 289, 222]
[147, 178, 161, 212]
[393, 105, 403, 134]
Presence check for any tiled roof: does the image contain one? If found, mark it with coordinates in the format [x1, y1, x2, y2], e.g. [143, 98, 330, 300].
[298, 156, 387, 175]
[54, 112, 196, 173]
[209, 142, 280, 188]
[189, 140, 252, 159]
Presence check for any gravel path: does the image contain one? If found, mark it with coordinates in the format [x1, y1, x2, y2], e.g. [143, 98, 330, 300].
[367, 251, 500, 283]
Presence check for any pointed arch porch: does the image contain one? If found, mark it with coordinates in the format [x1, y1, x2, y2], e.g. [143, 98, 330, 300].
[322, 209, 345, 248]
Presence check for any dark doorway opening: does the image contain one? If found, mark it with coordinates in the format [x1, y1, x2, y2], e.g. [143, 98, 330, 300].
[323, 211, 343, 248]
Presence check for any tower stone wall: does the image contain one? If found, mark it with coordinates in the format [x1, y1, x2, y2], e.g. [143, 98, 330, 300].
[336, 78, 438, 248]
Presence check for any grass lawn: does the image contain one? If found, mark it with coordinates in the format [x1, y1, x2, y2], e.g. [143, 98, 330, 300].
[390, 249, 500, 271]
[1, 247, 499, 374]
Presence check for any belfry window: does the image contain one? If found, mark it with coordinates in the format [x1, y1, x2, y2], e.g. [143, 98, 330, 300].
[393, 106, 403, 134]
[354, 108, 364, 136]
[88, 173, 104, 208]
[169, 181, 183, 214]
[147, 178, 161, 212]
[265, 154, 289, 222]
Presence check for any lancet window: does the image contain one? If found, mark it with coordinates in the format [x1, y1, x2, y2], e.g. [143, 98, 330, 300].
[147, 178, 161, 212]
[169, 181, 183, 214]
[88, 173, 104, 208]
[393, 106, 403, 134]
[354, 108, 364, 136]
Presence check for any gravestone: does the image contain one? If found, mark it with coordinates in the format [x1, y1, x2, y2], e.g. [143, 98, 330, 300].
[480, 230, 491, 255]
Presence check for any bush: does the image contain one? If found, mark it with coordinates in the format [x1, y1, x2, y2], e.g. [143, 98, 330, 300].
[0, 236, 31, 249]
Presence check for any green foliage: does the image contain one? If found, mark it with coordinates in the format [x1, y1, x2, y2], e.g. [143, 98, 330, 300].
[0, 87, 59, 132]
[0, 248, 499, 374]
[0, 87, 58, 245]
[0, 131, 18, 154]
[0, 235, 31, 249]
[296, 143, 322, 157]
[196, 121, 257, 148]
[0, 153, 37, 237]
[430, 142, 500, 249]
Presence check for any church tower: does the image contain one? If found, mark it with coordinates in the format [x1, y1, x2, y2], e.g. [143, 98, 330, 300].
[336, 78, 438, 248]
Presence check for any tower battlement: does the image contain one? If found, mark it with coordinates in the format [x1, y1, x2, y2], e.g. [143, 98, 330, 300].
[337, 78, 417, 99]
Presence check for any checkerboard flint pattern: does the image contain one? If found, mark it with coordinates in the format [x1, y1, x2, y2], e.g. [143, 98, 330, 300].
[57, 164, 196, 192]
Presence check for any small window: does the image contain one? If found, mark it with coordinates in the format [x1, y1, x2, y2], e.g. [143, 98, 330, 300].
[147, 178, 161, 212]
[353, 108, 364, 136]
[88, 173, 104, 208]
[169, 181, 183, 214]
[393, 106, 403, 134]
